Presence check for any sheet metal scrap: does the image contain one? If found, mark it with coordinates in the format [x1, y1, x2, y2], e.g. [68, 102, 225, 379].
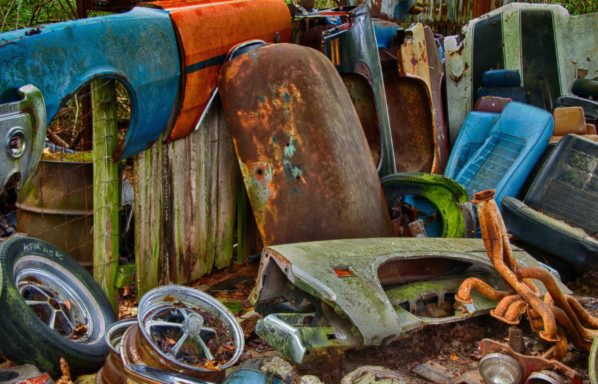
[379, 23, 449, 173]
[293, 5, 395, 176]
[218, 43, 391, 246]
[0, 85, 46, 191]
[151, 0, 292, 142]
[457, 189, 598, 356]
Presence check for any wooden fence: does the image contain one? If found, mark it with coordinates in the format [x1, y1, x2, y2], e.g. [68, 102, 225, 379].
[133, 101, 243, 296]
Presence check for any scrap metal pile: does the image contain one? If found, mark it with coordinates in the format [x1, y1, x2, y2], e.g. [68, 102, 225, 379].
[0, 0, 597, 383]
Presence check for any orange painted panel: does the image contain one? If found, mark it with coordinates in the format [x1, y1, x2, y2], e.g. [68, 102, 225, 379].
[153, 0, 292, 141]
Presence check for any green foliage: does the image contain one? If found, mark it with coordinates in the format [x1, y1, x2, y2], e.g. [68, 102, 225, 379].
[0, 0, 78, 32]
[552, 0, 598, 15]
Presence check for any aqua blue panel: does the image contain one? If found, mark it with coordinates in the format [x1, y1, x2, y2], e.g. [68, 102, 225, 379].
[0, 7, 180, 159]
[444, 111, 499, 178]
[453, 102, 553, 207]
[373, 19, 401, 48]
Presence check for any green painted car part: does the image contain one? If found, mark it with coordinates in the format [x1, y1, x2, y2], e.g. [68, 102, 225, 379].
[253, 238, 568, 363]
[381, 173, 474, 238]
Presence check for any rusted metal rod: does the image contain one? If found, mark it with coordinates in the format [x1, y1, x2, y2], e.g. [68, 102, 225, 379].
[455, 277, 511, 305]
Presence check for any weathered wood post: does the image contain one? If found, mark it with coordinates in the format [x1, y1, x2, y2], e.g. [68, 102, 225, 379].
[92, 79, 120, 311]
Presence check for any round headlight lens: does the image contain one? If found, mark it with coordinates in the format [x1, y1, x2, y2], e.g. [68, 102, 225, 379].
[479, 353, 523, 384]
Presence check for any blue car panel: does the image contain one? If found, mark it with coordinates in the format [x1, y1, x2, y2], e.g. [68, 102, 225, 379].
[453, 102, 553, 206]
[0, 7, 180, 159]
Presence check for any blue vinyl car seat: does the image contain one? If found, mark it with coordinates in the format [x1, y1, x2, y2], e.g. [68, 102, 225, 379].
[447, 101, 553, 208]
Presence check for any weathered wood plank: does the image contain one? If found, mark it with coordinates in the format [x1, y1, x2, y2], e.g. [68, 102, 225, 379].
[91, 79, 119, 310]
[134, 134, 166, 296]
[134, 103, 238, 295]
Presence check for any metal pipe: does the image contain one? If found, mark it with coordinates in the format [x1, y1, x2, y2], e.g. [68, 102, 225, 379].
[472, 190, 558, 342]
[517, 267, 598, 341]
[455, 277, 511, 305]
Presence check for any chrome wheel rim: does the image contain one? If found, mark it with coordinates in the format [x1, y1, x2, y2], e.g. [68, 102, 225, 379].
[14, 255, 96, 342]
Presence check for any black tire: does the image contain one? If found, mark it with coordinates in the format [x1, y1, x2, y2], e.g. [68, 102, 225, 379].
[0, 236, 116, 377]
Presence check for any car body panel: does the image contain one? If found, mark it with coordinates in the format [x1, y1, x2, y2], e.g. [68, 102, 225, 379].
[0, 7, 180, 159]
[293, 5, 395, 176]
[382, 173, 473, 238]
[153, 0, 292, 142]
[253, 238, 568, 362]
[0, 85, 46, 191]
[445, 3, 598, 142]
[377, 22, 449, 173]
[218, 44, 391, 246]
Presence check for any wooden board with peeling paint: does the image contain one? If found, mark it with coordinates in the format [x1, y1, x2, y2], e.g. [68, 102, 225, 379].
[134, 102, 238, 296]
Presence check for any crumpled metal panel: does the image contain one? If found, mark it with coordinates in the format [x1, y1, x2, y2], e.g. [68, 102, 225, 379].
[0, 7, 180, 160]
[218, 44, 392, 246]
[253, 238, 563, 361]
[153, 0, 292, 142]
[293, 5, 395, 176]
[445, 3, 598, 142]
[0, 85, 46, 191]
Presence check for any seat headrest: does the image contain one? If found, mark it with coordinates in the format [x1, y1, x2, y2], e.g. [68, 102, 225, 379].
[474, 96, 512, 113]
[553, 107, 586, 136]
[481, 70, 521, 87]
[572, 78, 598, 99]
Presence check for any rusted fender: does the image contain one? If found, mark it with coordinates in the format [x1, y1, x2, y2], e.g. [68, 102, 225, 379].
[153, 0, 292, 142]
[293, 5, 395, 176]
[0, 7, 180, 160]
[218, 44, 392, 245]
[378, 23, 449, 173]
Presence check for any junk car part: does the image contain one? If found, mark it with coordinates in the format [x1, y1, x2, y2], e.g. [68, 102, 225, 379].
[457, 190, 598, 357]
[445, 3, 598, 141]
[293, 5, 395, 176]
[0, 0, 292, 159]
[218, 43, 391, 246]
[97, 319, 136, 384]
[381, 173, 474, 238]
[151, 0, 292, 142]
[479, 338, 580, 384]
[252, 237, 562, 363]
[376, 22, 449, 173]
[550, 107, 596, 143]
[0, 364, 55, 384]
[0, 236, 116, 377]
[0, 7, 179, 159]
[443, 102, 553, 207]
[502, 134, 598, 271]
[118, 285, 243, 383]
[0, 85, 46, 190]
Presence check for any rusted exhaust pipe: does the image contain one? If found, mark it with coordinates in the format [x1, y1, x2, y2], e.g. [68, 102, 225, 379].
[473, 190, 558, 342]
